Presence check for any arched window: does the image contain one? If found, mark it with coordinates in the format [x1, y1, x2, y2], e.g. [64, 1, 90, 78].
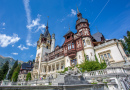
[86, 40, 90, 45]
[46, 46, 48, 49]
[83, 40, 86, 46]
[86, 55, 89, 60]
[79, 55, 80, 59]
[72, 43, 74, 48]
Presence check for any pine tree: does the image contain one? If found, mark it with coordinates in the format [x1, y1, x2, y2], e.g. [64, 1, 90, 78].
[0, 70, 4, 81]
[1, 61, 9, 79]
[123, 31, 130, 55]
[26, 72, 31, 81]
[11, 64, 21, 82]
[8, 60, 18, 80]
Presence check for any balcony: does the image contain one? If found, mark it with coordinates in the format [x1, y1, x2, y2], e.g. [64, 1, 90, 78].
[67, 48, 76, 58]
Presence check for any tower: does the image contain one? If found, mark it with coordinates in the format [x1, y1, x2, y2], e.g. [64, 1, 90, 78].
[51, 33, 55, 52]
[34, 21, 51, 78]
[76, 7, 95, 61]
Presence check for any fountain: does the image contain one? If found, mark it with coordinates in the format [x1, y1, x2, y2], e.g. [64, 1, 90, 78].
[52, 63, 89, 85]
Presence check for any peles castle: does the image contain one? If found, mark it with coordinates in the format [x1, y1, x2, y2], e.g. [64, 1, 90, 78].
[31, 8, 127, 80]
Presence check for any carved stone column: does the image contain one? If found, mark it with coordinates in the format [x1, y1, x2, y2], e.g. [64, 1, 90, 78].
[51, 64, 52, 72]
[55, 63, 57, 71]
[47, 65, 48, 74]
[59, 62, 61, 70]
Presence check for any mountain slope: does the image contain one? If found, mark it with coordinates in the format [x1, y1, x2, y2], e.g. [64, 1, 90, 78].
[0, 55, 24, 69]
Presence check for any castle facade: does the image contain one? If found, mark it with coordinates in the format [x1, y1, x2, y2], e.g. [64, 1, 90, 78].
[31, 9, 127, 80]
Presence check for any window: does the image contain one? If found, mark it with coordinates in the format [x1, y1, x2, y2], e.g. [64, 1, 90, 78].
[104, 54, 107, 58]
[81, 32, 82, 35]
[107, 53, 111, 58]
[68, 44, 71, 50]
[79, 55, 80, 59]
[83, 40, 86, 46]
[67, 36, 70, 39]
[72, 43, 74, 48]
[86, 55, 89, 60]
[71, 59, 77, 65]
[101, 55, 104, 60]
[86, 40, 90, 45]
[68, 44, 69, 50]
[46, 46, 48, 49]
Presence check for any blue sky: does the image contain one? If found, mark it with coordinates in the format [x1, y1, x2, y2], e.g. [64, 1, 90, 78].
[0, 0, 130, 62]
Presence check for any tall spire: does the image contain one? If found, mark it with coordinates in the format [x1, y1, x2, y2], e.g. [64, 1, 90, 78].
[77, 6, 80, 14]
[46, 20, 48, 29]
[46, 16, 49, 29]
[76, 7, 82, 19]
[44, 19, 49, 37]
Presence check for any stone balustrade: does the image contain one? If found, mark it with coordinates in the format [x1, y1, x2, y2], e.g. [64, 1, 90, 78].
[84, 67, 130, 77]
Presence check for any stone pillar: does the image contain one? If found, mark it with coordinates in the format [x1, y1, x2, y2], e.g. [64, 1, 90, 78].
[55, 63, 57, 71]
[47, 65, 48, 73]
[59, 62, 61, 70]
[51, 64, 52, 72]
[41, 65, 43, 72]
[43, 65, 45, 72]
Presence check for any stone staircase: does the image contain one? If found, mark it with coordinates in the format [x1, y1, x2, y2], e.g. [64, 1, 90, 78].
[52, 74, 65, 85]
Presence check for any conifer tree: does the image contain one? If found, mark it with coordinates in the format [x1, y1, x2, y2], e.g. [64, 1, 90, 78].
[1, 61, 9, 79]
[26, 72, 31, 81]
[11, 64, 21, 82]
[8, 60, 18, 80]
[123, 31, 130, 55]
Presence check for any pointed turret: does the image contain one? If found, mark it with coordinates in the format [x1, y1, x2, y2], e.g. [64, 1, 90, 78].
[44, 20, 50, 37]
[75, 8, 89, 31]
[77, 7, 82, 19]
[51, 33, 55, 52]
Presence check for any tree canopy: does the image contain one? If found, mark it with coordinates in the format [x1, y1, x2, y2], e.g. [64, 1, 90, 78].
[26, 72, 31, 81]
[11, 64, 21, 82]
[121, 31, 130, 55]
[0, 61, 9, 81]
[59, 55, 107, 73]
[8, 60, 18, 80]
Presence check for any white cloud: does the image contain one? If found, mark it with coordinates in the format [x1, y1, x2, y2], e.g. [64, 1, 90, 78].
[68, 9, 76, 17]
[35, 24, 46, 33]
[26, 40, 37, 47]
[2, 23, 5, 26]
[27, 15, 40, 30]
[11, 53, 18, 55]
[30, 55, 33, 58]
[0, 33, 20, 47]
[26, 15, 45, 47]
[119, 38, 125, 42]
[71, 9, 76, 16]
[12, 45, 14, 47]
[23, 0, 31, 24]
[18, 44, 29, 50]
[2, 28, 5, 29]
[23, 0, 45, 47]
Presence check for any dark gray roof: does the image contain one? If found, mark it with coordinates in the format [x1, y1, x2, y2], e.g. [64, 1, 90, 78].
[21, 62, 33, 70]
[43, 28, 49, 37]
[92, 32, 104, 42]
[76, 17, 88, 25]
[64, 30, 73, 36]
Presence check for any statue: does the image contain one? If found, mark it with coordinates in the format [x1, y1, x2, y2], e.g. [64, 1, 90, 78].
[65, 63, 82, 75]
